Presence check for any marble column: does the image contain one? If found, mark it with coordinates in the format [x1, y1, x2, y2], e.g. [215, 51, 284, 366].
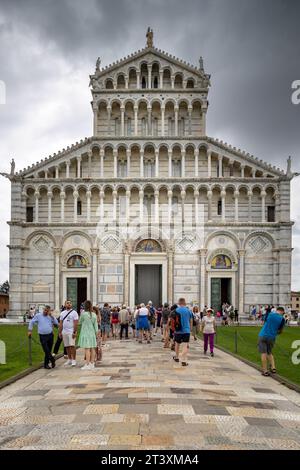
[248, 190, 253, 221]
[86, 190, 91, 222]
[47, 191, 52, 223]
[188, 106, 192, 136]
[113, 149, 118, 178]
[126, 149, 131, 177]
[221, 189, 226, 221]
[60, 191, 65, 222]
[148, 64, 152, 88]
[194, 189, 199, 225]
[140, 150, 144, 178]
[261, 190, 266, 223]
[274, 191, 280, 222]
[168, 189, 172, 225]
[125, 75, 129, 89]
[93, 105, 98, 136]
[139, 189, 144, 224]
[91, 248, 98, 305]
[238, 249, 245, 314]
[154, 190, 159, 223]
[161, 106, 165, 137]
[54, 248, 61, 313]
[218, 155, 223, 178]
[207, 150, 212, 178]
[121, 106, 125, 136]
[112, 190, 117, 221]
[167, 248, 174, 305]
[126, 190, 131, 221]
[100, 149, 104, 178]
[66, 161, 70, 178]
[234, 190, 239, 222]
[155, 150, 159, 177]
[34, 191, 39, 223]
[168, 150, 172, 177]
[174, 106, 179, 136]
[241, 165, 245, 178]
[181, 150, 185, 178]
[99, 190, 104, 222]
[194, 149, 199, 177]
[171, 75, 175, 89]
[88, 151, 92, 178]
[207, 190, 212, 222]
[107, 106, 111, 135]
[202, 108, 207, 135]
[55, 166, 59, 179]
[137, 71, 140, 89]
[181, 190, 186, 228]
[76, 156, 81, 179]
[124, 247, 130, 306]
[147, 106, 152, 136]
[134, 106, 138, 135]
[73, 190, 78, 223]
[199, 249, 207, 310]
[159, 70, 163, 89]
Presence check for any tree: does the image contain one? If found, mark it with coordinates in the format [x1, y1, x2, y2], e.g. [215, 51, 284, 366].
[0, 281, 9, 294]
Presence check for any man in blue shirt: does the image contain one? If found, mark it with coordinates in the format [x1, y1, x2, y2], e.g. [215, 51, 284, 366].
[258, 306, 285, 376]
[173, 298, 193, 367]
[28, 306, 58, 369]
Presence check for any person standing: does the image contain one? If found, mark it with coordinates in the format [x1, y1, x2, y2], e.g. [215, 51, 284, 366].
[192, 306, 201, 341]
[111, 307, 119, 339]
[201, 308, 216, 357]
[52, 302, 68, 358]
[258, 306, 285, 376]
[161, 303, 170, 346]
[93, 306, 102, 365]
[58, 300, 78, 367]
[147, 301, 156, 338]
[100, 303, 111, 345]
[119, 304, 129, 340]
[28, 305, 57, 369]
[173, 298, 193, 366]
[78, 300, 98, 370]
[155, 304, 163, 336]
[137, 303, 151, 344]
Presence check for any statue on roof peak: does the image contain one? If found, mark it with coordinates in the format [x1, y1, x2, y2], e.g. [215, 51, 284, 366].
[146, 27, 154, 48]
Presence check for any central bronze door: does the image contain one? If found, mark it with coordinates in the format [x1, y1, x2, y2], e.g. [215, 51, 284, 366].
[135, 265, 162, 307]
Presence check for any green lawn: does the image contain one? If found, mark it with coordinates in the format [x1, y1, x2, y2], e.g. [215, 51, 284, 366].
[0, 324, 64, 383]
[210, 325, 300, 387]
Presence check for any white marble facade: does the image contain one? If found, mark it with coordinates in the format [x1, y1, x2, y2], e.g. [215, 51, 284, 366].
[7, 33, 294, 317]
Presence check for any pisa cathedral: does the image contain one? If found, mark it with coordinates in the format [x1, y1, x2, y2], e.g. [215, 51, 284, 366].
[6, 30, 294, 318]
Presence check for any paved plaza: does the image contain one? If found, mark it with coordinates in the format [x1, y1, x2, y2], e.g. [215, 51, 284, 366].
[0, 338, 300, 450]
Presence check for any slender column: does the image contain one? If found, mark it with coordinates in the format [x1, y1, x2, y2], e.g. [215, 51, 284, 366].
[93, 104, 98, 136]
[174, 106, 179, 136]
[167, 248, 174, 305]
[54, 248, 61, 313]
[261, 189, 266, 223]
[126, 190, 130, 221]
[60, 191, 65, 222]
[207, 150, 212, 177]
[168, 189, 172, 225]
[126, 149, 131, 177]
[73, 190, 78, 223]
[194, 189, 199, 224]
[107, 106, 111, 136]
[147, 106, 152, 136]
[202, 108, 207, 135]
[171, 75, 175, 88]
[124, 247, 130, 306]
[112, 190, 117, 221]
[88, 151, 92, 178]
[168, 150, 172, 177]
[274, 191, 280, 222]
[148, 64, 152, 88]
[113, 149, 118, 178]
[76, 156, 81, 179]
[181, 190, 186, 228]
[55, 166, 59, 179]
[241, 164, 245, 178]
[229, 161, 234, 177]
[86, 190, 91, 222]
[234, 190, 239, 222]
[188, 106, 192, 136]
[100, 149, 104, 177]
[134, 106, 138, 135]
[194, 149, 199, 177]
[44, 169, 48, 179]
[155, 150, 159, 177]
[221, 189, 226, 221]
[34, 191, 39, 223]
[140, 150, 144, 178]
[207, 190, 212, 222]
[120, 106, 125, 136]
[91, 248, 98, 305]
[125, 75, 128, 89]
[159, 70, 163, 89]
[66, 160, 70, 178]
[161, 106, 165, 137]
[218, 155, 223, 178]
[181, 150, 185, 178]
[238, 250, 245, 315]
[250, 167, 255, 177]
[136, 71, 140, 89]
[139, 189, 144, 224]
[154, 190, 159, 223]
[199, 249, 207, 310]
[47, 191, 52, 223]
[246, 189, 252, 221]
[99, 190, 104, 222]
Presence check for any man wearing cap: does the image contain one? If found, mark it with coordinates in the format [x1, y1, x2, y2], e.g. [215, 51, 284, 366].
[119, 304, 129, 340]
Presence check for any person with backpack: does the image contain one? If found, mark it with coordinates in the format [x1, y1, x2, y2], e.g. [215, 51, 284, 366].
[78, 300, 98, 370]
[58, 299, 79, 367]
[111, 307, 119, 339]
[147, 301, 156, 339]
[173, 298, 193, 366]
[167, 304, 178, 351]
[161, 303, 170, 346]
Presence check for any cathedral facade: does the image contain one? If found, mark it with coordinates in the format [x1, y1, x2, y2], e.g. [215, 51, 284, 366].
[7, 32, 294, 317]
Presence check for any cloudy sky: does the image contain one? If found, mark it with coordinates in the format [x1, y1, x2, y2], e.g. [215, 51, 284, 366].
[0, 0, 299, 287]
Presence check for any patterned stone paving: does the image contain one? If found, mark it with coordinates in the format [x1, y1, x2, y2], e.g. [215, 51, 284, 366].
[0, 336, 300, 450]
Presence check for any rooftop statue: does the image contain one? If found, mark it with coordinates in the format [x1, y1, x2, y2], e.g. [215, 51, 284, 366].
[146, 27, 154, 48]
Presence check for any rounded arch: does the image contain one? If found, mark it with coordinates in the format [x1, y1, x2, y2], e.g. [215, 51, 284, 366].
[115, 183, 128, 192]
[171, 142, 184, 152]
[157, 183, 170, 191]
[90, 143, 101, 152]
[103, 143, 115, 152]
[243, 231, 276, 250]
[24, 184, 38, 193]
[104, 78, 114, 89]
[123, 97, 135, 107]
[36, 184, 49, 193]
[191, 97, 204, 106]
[210, 183, 223, 191]
[224, 183, 237, 192]
[158, 143, 170, 152]
[49, 184, 63, 193]
[25, 230, 57, 248]
[96, 98, 109, 108]
[198, 142, 210, 151]
[129, 183, 142, 192]
[264, 183, 277, 192]
[110, 98, 122, 107]
[133, 237, 165, 253]
[102, 183, 115, 192]
[137, 97, 150, 108]
[130, 142, 141, 151]
[143, 142, 157, 151]
[204, 230, 241, 249]
[207, 249, 237, 266]
[178, 98, 189, 107]
[164, 98, 176, 107]
[238, 184, 251, 193]
[59, 230, 93, 249]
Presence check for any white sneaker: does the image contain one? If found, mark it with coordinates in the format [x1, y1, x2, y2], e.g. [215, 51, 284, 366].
[71, 360, 76, 367]
[64, 360, 72, 366]
[88, 363, 95, 370]
[81, 364, 90, 370]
